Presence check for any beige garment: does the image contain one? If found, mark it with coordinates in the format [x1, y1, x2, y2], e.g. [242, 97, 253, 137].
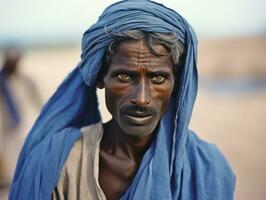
[52, 123, 107, 200]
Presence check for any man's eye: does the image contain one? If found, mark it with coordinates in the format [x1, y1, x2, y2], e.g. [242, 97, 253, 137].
[150, 75, 165, 83]
[117, 74, 131, 81]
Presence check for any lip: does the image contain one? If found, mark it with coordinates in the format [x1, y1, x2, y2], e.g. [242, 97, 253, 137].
[124, 114, 153, 125]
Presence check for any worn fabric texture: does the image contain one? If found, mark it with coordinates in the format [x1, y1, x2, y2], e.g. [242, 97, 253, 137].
[51, 123, 106, 200]
[9, 0, 235, 199]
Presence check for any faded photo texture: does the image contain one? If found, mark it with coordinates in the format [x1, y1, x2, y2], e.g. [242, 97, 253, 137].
[1, 0, 266, 199]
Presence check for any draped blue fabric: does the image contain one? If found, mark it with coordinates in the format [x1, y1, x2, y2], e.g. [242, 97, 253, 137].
[9, 0, 235, 199]
[0, 69, 20, 127]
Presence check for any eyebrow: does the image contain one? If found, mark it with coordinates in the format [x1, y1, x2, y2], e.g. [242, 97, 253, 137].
[110, 68, 172, 76]
[110, 69, 138, 76]
[147, 70, 172, 75]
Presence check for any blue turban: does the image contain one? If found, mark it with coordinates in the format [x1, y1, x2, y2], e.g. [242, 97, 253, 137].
[9, 0, 235, 199]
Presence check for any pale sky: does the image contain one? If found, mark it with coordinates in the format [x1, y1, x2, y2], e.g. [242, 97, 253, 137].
[0, 0, 265, 45]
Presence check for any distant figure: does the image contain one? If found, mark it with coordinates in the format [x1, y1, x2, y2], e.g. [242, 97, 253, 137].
[0, 47, 42, 187]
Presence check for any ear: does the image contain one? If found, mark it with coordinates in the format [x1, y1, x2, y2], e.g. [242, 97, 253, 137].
[96, 78, 105, 89]
[97, 60, 108, 89]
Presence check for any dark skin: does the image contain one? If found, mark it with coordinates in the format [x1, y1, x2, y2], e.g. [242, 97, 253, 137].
[98, 39, 175, 200]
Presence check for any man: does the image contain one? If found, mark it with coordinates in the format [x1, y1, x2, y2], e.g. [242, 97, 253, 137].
[9, 1, 235, 200]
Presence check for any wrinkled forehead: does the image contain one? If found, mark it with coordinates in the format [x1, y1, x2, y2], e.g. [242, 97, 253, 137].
[110, 39, 173, 70]
[117, 39, 169, 57]
[111, 40, 173, 65]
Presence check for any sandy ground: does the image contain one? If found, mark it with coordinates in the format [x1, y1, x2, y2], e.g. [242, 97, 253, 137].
[1, 46, 266, 199]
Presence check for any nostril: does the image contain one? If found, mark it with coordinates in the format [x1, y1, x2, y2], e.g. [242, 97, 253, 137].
[131, 97, 150, 105]
[145, 98, 151, 105]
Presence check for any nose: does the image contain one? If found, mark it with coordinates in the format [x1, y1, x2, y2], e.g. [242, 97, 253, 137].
[130, 79, 150, 106]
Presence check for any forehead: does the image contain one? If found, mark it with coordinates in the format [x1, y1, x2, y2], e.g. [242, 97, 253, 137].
[109, 39, 173, 71]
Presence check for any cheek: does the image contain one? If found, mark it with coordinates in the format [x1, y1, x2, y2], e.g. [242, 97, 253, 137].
[104, 81, 131, 114]
[151, 82, 174, 114]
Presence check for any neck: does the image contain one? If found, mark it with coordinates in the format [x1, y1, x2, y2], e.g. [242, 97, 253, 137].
[101, 119, 155, 163]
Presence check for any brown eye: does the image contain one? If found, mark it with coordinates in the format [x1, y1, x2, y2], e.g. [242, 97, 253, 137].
[117, 74, 131, 81]
[150, 75, 165, 83]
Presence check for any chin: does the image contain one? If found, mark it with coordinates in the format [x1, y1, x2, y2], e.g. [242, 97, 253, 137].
[120, 123, 158, 138]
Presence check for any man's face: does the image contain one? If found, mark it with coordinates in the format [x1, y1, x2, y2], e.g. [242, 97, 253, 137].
[103, 39, 175, 137]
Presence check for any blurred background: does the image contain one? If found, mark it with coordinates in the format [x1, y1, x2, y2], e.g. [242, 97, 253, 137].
[0, 0, 265, 199]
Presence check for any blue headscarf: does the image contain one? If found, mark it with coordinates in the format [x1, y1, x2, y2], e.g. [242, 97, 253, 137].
[9, 0, 235, 199]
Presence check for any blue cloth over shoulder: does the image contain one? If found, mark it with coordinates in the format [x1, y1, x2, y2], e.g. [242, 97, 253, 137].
[9, 0, 235, 199]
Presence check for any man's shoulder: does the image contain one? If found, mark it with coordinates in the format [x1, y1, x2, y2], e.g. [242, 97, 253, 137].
[67, 122, 103, 159]
[80, 122, 103, 137]
[61, 122, 103, 174]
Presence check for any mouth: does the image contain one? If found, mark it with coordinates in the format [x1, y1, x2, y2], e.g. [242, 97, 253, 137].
[124, 113, 153, 125]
